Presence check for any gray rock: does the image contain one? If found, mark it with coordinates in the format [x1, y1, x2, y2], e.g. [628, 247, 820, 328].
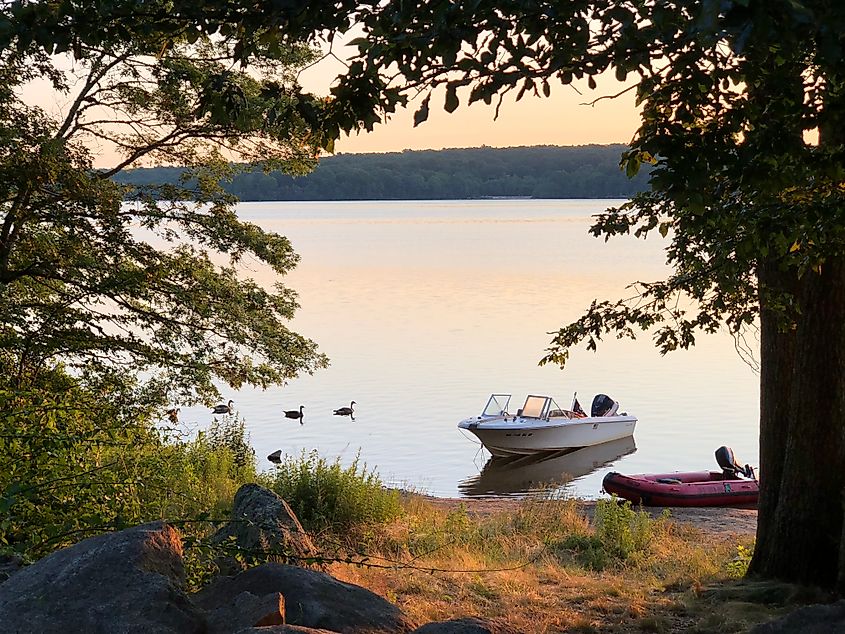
[0, 522, 205, 634]
[205, 590, 285, 633]
[193, 562, 415, 633]
[750, 600, 845, 633]
[412, 617, 519, 633]
[0, 553, 23, 583]
[213, 484, 320, 570]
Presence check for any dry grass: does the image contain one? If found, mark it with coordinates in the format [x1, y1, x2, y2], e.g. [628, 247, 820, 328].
[327, 494, 785, 633]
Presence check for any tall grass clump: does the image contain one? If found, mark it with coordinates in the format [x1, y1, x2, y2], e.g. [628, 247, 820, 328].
[264, 449, 402, 533]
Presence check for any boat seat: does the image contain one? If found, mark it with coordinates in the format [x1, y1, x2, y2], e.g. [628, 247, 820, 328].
[548, 409, 572, 419]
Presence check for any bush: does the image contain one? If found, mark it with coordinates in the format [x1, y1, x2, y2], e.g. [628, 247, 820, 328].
[594, 497, 656, 561]
[263, 449, 402, 533]
[0, 376, 256, 561]
[551, 496, 668, 570]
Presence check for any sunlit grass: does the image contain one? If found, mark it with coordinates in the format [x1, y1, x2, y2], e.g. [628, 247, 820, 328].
[327, 492, 781, 633]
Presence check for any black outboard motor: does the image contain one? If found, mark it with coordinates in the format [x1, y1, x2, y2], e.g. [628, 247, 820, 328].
[715, 446, 755, 479]
[591, 394, 619, 417]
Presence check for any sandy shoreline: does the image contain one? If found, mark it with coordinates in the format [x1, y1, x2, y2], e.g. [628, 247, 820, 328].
[423, 496, 758, 538]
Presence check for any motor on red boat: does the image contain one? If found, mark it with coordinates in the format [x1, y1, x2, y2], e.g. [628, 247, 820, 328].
[715, 445, 755, 480]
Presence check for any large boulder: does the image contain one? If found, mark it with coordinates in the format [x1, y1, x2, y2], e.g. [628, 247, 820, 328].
[213, 484, 320, 571]
[193, 562, 415, 633]
[750, 600, 845, 633]
[0, 522, 206, 634]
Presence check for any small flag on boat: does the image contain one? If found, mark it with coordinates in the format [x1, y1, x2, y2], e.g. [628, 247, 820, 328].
[572, 398, 587, 418]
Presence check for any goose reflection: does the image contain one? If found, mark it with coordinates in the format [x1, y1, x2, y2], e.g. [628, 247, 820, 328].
[459, 436, 636, 497]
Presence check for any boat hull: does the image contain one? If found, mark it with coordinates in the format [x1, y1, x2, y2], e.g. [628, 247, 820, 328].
[460, 436, 637, 496]
[460, 415, 637, 457]
[602, 470, 759, 507]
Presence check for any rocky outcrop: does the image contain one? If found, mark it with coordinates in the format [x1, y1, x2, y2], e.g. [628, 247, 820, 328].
[750, 600, 845, 633]
[212, 483, 320, 571]
[193, 562, 416, 633]
[0, 492, 510, 634]
[0, 522, 206, 634]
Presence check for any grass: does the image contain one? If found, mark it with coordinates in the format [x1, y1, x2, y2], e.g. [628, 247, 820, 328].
[320, 493, 783, 633]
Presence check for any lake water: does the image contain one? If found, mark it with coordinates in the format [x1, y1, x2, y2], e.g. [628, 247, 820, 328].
[179, 200, 760, 499]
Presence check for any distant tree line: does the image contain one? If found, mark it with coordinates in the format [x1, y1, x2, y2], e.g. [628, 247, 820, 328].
[114, 145, 648, 200]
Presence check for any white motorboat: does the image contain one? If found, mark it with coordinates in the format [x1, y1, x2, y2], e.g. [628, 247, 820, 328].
[458, 393, 637, 457]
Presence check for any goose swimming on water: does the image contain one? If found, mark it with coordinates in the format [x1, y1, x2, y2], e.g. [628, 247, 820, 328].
[212, 399, 233, 415]
[333, 401, 356, 418]
[284, 405, 304, 424]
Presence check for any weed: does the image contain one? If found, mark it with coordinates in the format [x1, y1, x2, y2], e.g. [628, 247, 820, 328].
[263, 449, 402, 533]
[726, 543, 754, 579]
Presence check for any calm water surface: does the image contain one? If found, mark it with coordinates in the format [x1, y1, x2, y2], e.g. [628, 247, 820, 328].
[180, 200, 760, 498]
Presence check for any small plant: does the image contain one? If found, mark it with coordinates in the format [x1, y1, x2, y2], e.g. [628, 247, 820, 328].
[264, 449, 402, 533]
[726, 543, 754, 578]
[593, 496, 655, 564]
[205, 414, 255, 469]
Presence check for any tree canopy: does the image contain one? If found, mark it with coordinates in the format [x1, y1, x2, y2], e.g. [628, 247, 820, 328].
[0, 2, 368, 406]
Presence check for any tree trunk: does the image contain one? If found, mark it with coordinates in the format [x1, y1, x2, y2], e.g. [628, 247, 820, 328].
[748, 260, 795, 578]
[750, 258, 845, 587]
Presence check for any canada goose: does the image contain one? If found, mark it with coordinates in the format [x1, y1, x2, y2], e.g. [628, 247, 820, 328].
[267, 449, 282, 464]
[333, 401, 356, 417]
[212, 399, 233, 414]
[284, 405, 304, 423]
[165, 408, 180, 424]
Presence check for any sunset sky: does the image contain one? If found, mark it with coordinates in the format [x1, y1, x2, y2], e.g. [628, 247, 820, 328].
[24, 45, 642, 166]
[300, 55, 641, 155]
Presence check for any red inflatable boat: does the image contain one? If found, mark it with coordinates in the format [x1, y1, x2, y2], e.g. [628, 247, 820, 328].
[602, 470, 758, 507]
[602, 446, 759, 507]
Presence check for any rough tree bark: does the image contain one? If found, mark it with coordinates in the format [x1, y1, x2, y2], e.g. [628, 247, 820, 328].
[751, 257, 845, 587]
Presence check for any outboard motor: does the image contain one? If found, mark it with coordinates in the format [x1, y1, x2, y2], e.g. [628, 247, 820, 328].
[591, 394, 619, 417]
[715, 446, 754, 479]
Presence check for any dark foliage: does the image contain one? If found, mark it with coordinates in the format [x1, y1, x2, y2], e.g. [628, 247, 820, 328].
[114, 145, 649, 201]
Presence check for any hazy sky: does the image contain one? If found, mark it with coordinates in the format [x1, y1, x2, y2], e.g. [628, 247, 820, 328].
[299, 54, 641, 155]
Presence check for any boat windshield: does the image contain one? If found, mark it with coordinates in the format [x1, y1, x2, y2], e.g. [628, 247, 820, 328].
[521, 395, 550, 418]
[482, 394, 511, 417]
[519, 395, 564, 419]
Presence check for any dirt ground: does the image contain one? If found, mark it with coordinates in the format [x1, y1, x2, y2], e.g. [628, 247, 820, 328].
[425, 496, 758, 538]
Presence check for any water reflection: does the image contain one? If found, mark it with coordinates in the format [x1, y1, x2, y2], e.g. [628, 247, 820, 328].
[459, 436, 637, 498]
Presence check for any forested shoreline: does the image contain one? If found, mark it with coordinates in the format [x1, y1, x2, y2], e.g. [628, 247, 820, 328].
[114, 144, 649, 200]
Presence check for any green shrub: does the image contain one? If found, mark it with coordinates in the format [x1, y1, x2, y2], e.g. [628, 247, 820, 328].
[0, 377, 256, 561]
[593, 496, 656, 564]
[264, 449, 402, 533]
[205, 414, 255, 469]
